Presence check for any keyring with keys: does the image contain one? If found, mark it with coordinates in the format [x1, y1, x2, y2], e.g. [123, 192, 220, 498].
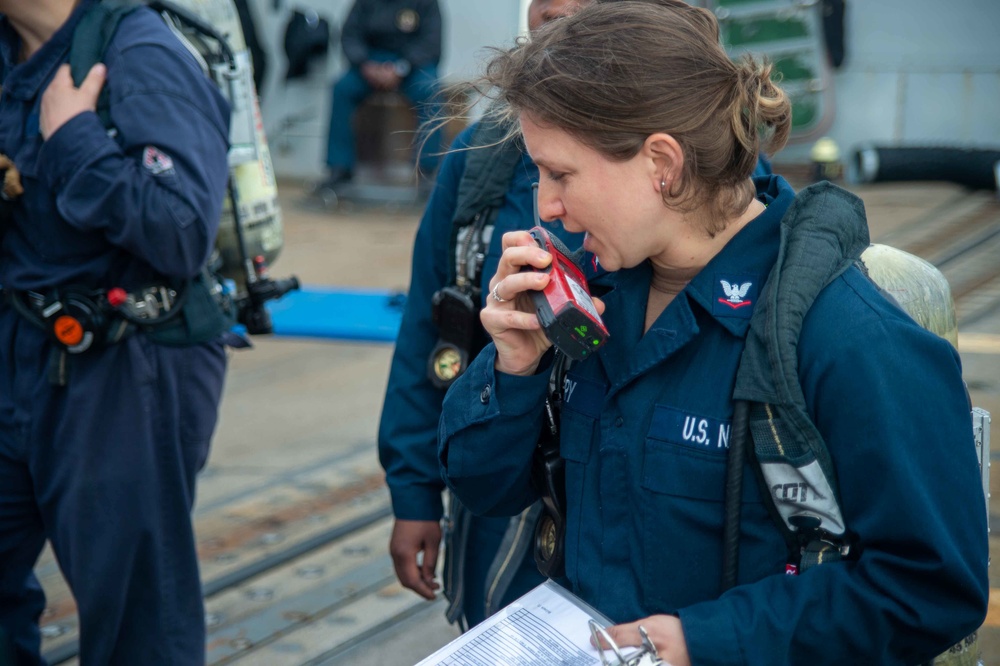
[588, 620, 670, 666]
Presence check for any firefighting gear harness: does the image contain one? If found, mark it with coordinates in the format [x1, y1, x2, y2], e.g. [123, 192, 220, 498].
[439, 117, 537, 627]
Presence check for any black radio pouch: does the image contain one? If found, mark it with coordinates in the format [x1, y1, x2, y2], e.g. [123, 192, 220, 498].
[145, 272, 234, 346]
[427, 286, 482, 389]
[531, 351, 571, 578]
[532, 414, 567, 579]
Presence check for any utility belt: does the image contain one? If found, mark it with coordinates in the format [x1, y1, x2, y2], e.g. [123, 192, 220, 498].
[3, 272, 233, 383]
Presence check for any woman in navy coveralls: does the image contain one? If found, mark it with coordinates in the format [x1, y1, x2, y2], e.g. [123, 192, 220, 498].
[438, 2, 988, 664]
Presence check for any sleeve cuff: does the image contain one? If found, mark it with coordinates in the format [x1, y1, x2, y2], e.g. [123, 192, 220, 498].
[494, 359, 552, 416]
[388, 484, 444, 522]
[440, 346, 550, 438]
[439, 345, 551, 482]
[678, 602, 744, 666]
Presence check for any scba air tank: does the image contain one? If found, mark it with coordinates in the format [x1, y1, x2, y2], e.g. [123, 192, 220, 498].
[160, 0, 284, 292]
[861, 244, 957, 348]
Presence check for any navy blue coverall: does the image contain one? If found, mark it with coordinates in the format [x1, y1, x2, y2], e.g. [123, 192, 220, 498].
[378, 123, 579, 626]
[0, 3, 230, 664]
[378, 138, 772, 627]
[439, 175, 989, 664]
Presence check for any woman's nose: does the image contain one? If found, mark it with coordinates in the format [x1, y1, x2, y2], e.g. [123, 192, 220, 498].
[536, 187, 566, 224]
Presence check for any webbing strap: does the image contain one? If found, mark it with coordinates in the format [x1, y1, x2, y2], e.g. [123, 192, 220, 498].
[727, 183, 869, 576]
[746, 400, 851, 572]
[68, 0, 146, 127]
[447, 117, 524, 286]
[442, 490, 473, 628]
[484, 503, 542, 618]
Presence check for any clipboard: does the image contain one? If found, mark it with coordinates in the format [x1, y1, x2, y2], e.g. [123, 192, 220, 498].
[414, 580, 670, 666]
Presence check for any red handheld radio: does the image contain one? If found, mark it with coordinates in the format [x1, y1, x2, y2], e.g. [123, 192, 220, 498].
[524, 225, 609, 361]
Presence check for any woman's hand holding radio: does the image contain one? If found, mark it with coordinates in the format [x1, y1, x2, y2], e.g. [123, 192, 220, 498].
[485, 231, 605, 376]
[484, 231, 557, 376]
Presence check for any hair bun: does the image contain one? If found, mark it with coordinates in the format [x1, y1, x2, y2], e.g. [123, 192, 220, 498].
[732, 55, 791, 156]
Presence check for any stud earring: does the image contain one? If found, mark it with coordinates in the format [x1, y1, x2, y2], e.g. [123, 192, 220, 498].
[660, 179, 666, 190]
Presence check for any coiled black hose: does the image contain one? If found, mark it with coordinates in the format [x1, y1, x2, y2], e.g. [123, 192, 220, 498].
[852, 145, 1000, 190]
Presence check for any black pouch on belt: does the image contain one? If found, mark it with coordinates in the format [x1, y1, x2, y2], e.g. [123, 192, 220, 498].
[145, 272, 234, 346]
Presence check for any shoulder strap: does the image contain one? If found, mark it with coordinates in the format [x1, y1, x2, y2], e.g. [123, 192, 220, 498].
[69, 0, 147, 127]
[731, 182, 869, 571]
[447, 117, 524, 287]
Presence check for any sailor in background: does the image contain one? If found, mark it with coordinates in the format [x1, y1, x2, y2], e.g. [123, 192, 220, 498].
[316, 0, 443, 192]
[377, 0, 582, 631]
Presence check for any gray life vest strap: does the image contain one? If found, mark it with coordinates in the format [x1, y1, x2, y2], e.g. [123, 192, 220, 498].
[442, 492, 540, 628]
[730, 182, 871, 575]
[442, 490, 473, 628]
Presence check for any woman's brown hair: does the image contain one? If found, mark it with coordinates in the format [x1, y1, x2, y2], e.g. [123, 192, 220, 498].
[479, 0, 791, 230]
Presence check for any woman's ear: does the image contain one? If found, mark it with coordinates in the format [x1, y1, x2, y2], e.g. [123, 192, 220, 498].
[644, 133, 684, 196]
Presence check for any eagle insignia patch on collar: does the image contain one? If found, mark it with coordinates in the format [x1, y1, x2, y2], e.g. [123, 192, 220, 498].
[713, 275, 757, 318]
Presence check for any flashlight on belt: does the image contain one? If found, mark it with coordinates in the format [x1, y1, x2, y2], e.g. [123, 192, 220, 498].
[522, 185, 609, 361]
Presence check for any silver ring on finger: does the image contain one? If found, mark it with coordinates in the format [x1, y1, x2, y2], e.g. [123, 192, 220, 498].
[491, 283, 506, 303]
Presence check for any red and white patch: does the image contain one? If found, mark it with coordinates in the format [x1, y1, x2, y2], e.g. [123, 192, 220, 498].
[142, 146, 175, 175]
[713, 274, 758, 318]
[719, 279, 753, 309]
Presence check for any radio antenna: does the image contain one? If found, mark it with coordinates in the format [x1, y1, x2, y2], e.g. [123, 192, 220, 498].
[532, 182, 541, 225]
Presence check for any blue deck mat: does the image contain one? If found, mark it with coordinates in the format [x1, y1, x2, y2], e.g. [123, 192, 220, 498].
[266, 286, 406, 343]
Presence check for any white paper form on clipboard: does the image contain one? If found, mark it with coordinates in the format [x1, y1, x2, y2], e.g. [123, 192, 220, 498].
[414, 580, 659, 666]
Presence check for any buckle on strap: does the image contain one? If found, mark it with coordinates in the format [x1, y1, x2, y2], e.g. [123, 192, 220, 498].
[788, 514, 851, 572]
[106, 284, 181, 322]
[7, 287, 112, 353]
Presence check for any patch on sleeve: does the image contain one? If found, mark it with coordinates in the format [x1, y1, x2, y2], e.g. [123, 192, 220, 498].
[713, 274, 758, 319]
[142, 146, 175, 175]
